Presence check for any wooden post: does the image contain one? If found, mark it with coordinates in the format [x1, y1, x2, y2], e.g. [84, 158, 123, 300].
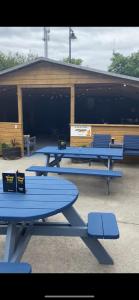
[70, 85, 75, 124]
[17, 86, 24, 156]
[17, 86, 23, 123]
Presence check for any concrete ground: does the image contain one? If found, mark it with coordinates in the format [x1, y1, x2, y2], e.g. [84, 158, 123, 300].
[0, 154, 139, 273]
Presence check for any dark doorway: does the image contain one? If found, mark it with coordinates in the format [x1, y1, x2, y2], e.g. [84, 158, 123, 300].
[22, 88, 70, 146]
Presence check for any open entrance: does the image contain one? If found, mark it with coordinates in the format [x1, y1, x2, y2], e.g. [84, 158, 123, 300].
[22, 87, 70, 147]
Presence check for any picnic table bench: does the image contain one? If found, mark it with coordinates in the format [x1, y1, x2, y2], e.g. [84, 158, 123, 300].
[28, 146, 123, 194]
[26, 166, 123, 194]
[123, 135, 139, 156]
[0, 262, 32, 273]
[88, 212, 119, 239]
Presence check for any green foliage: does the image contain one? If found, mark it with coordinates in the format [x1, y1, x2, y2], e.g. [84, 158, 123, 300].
[63, 57, 83, 65]
[2, 143, 11, 149]
[108, 51, 139, 77]
[0, 51, 38, 71]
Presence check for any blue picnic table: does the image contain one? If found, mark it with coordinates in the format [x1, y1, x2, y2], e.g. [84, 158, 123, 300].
[0, 176, 118, 265]
[26, 146, 123, 194]
[34, 146, 123, 170]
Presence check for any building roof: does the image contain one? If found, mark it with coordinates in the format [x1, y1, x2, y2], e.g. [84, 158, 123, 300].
[0, 57, 139, 83]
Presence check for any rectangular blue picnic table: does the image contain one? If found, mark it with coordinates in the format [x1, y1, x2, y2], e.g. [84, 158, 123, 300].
[34, 146, 123, 170]
[0, 176, 119, 266]
[26, 146, 124, 194]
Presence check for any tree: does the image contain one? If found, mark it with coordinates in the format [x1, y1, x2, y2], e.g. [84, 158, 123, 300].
[108, 51, 139, 77]
[0, 51, 38, 71]
[63, 57, 83, 65]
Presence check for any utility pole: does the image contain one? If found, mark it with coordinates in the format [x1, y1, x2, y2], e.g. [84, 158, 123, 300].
[69, 27, 71, 63]
[69, 27, 77, 63]
[43, 27, 50, 58]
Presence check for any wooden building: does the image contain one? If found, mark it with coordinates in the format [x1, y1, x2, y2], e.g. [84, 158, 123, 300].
[0, 57, 139, 156]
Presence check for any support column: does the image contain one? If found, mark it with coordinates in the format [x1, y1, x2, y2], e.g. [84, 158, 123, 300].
[70, 85, 75, 124]
[17, 86, 24, 156]
[17, 86, 23, 124]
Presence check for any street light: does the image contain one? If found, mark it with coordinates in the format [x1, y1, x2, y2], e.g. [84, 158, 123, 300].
[69, 27, 77, 63]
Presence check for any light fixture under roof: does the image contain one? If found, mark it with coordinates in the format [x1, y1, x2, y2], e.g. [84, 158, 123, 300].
[123, 83, 127, 87]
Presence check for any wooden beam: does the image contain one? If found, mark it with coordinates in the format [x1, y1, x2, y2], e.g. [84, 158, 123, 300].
[70, 85, 75, 124]
[18, 84, 72, 88]
[17, 86, 23, 123]
[17, 86, 24, 156]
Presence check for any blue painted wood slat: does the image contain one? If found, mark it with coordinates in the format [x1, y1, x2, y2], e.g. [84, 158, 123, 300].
[26, 166, 123, 177]
[88, 212, 119, 239]
[88, 212, 104, 238]
[34, 146, 123, 158]
[0, 177, 79, 221]
[0, 189, 77, 195]
[102, 213, 119, 239]
[0, 262, 32, 273]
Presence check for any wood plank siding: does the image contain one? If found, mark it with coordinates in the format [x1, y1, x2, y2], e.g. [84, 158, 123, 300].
[0, 61, 124, 86]
[70, 124, 139, 146]
[0, 122, 23, 146]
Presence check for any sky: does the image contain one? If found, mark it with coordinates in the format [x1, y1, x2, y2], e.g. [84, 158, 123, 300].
[0, 27, 139, 71]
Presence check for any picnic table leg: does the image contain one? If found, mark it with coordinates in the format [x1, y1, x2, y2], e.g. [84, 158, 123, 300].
[41, 154, 51, 176]
[26, 142, 30, 156]
[106, 177, 110, 195]
[108, 156, 113, 170]
[10, 225, 32, 263]
[63, 206, 114, 265]
[55, 154, 61, 167]
[108, 156, 110, 170]
[46, 154, 50, 166]
[4, 223, 17, 262]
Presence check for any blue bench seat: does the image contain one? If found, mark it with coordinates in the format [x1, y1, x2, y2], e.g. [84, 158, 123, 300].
[0, 262, 32, 273]
[26, 166, 123, 178]
[88, 212, 119, 239]
[124, 135, 139, 157]
[26, 166, 123, 194]
[124, 150, 139, 156]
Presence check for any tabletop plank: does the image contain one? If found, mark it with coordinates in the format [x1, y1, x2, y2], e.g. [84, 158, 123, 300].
[0, 176, 79, 221]
[35, 146, 123, 158]
[0, 194, 77, 202]
[0, 189, 78, 195]
[0, 184, 77, 190]
[0, 200, 72, 209]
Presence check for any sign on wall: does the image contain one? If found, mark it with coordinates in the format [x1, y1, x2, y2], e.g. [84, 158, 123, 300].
[71, 125, 91, 137]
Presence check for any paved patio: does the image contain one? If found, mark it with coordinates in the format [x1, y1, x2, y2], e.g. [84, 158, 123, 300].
[0, 154, 139, 273]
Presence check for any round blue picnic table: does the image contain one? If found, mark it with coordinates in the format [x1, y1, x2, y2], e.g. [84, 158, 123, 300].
[0, 176, 79, 221]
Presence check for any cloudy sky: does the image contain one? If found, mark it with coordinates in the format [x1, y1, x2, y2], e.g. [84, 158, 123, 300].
[0, 27, 139, 70]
